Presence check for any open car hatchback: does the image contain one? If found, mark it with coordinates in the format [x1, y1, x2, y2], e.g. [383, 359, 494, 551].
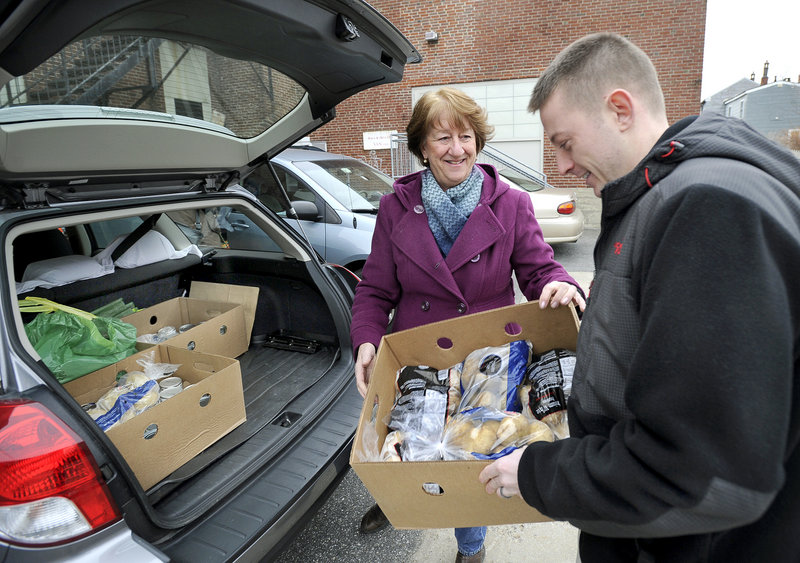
[0, 1, 419, 561]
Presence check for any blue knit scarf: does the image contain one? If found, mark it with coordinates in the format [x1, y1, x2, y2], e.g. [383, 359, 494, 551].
[421, 166, 483, 257]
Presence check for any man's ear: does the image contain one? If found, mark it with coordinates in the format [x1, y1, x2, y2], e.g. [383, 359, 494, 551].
[607, 89, 634, 131]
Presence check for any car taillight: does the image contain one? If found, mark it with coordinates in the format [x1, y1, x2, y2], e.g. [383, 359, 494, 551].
[557, 201, 576, 215]
[0, 399, 120, 545]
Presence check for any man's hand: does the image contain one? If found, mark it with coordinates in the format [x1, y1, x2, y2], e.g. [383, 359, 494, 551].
[479, 447, 524, 499]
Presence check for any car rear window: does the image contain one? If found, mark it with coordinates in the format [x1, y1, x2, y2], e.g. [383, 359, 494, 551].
[0, 35, 306, 139]
[500, 170, 545, 193]
[294, 159, 395, 210]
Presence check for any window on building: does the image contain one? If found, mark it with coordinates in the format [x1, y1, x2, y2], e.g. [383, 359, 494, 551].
[174, 98, 204, 120]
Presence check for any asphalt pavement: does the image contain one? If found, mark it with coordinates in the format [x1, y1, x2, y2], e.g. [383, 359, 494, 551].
[274, 229, 599, 563]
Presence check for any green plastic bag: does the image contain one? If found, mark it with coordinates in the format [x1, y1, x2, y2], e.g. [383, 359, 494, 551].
[21, 297, 138, 384]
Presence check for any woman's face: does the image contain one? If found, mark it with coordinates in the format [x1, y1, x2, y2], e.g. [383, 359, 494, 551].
[421, 118, 477, 189]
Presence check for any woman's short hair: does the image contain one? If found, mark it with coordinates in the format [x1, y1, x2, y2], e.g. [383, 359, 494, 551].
[406, 87, 494, 166]
[529, 32, 665, 117]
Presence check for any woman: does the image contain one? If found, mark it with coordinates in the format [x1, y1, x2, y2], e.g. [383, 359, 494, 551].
[351, 87, 584, 563]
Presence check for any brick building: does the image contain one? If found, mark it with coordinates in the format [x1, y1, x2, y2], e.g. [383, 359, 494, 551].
[309, 0, 706, 223]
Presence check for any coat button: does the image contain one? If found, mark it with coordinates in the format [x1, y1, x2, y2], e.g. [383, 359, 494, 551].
[421, 301, 430, 311]
[457, 302, 466, 314]
[414, 205, 424, 214]
[470, 253, 480, 263]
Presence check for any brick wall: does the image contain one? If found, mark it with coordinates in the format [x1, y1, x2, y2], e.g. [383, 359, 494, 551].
[310, 0, 706, 206]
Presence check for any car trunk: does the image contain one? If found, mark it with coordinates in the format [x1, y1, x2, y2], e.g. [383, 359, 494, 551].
[0, 1, 418, 555]
[6, 192, 359, 548]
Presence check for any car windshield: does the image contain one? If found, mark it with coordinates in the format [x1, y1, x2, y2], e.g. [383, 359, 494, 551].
[499, 169, 545, 192]
[294, 159, 395, 211]
[0, 35, 306, 139]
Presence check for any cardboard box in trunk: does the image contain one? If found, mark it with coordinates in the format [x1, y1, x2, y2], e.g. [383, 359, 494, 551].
[122, 282, 258, 357]
[65, 345, 246, 490]
[350, 300, 580, 529]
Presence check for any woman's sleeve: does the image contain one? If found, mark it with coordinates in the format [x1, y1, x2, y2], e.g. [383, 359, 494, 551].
[350, 199, 401, 356]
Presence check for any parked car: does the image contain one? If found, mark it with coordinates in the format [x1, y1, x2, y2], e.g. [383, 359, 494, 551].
[499, 169, 585, 244]
[228, 147, 396, 276]
[0, 2, 418, 562]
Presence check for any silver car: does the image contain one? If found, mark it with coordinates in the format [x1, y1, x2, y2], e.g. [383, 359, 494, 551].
[229, 148, 396, 276]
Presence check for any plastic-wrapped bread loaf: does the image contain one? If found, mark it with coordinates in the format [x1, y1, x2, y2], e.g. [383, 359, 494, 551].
[458, 340, 532, 412]
[441, 408, 554, 460]
[93, 379, 160, 431]
[521, 349, 576, 439]
[386, 365, 454, 461]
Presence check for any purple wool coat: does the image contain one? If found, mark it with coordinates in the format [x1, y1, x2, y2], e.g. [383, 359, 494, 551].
[350, 164, 581, 355]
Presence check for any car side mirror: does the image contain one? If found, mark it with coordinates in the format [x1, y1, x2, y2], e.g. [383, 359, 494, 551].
[290, 200, 321, 221]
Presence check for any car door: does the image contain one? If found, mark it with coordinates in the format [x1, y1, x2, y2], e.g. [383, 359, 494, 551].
[226, 162, 335, 258]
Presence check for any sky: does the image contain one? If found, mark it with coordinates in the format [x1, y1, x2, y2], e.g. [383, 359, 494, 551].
[701, 0, 800, 100]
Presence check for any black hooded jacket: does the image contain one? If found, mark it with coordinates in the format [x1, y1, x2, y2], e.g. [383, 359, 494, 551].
[518, 112, 800, 562]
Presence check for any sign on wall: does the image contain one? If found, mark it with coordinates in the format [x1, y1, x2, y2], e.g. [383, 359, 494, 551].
[363, 130, 398, 150]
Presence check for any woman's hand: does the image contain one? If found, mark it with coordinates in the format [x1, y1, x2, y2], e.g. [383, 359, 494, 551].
[479, 447, 524, 499]
[539, 281, 586, 312]
[355, 342, 377, 398]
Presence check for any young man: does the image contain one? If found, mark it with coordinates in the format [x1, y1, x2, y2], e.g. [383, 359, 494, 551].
[480, 32, 800, 562]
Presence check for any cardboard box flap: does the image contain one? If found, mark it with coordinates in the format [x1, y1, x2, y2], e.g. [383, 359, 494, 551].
[190, 281, 259, 343]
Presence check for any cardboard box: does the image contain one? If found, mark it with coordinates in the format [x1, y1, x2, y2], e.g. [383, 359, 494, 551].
[65, 345, 246, 490]
[350, 300, 580, 529]
[122, 282, 258, 357]
[189, 281, 259, 343]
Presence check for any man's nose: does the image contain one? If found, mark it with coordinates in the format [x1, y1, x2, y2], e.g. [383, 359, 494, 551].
[555, 151, 573, 176]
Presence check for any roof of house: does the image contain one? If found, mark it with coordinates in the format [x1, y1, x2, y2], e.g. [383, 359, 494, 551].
[724, 79, 800, 104]
[701, 78, 759, 114]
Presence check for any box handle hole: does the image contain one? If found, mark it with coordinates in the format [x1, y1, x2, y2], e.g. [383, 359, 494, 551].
[144, 423, 158, 440]
[422, 482, 444, 496]
[199, 393, 211, 407]
[219, 325, 227, 335]
[148, 315, 158, 326]
[437, 337, 453, 350]
[505, 322, 522, 336]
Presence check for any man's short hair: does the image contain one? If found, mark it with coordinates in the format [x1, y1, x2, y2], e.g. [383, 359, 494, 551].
[529, 32, 665, 116]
